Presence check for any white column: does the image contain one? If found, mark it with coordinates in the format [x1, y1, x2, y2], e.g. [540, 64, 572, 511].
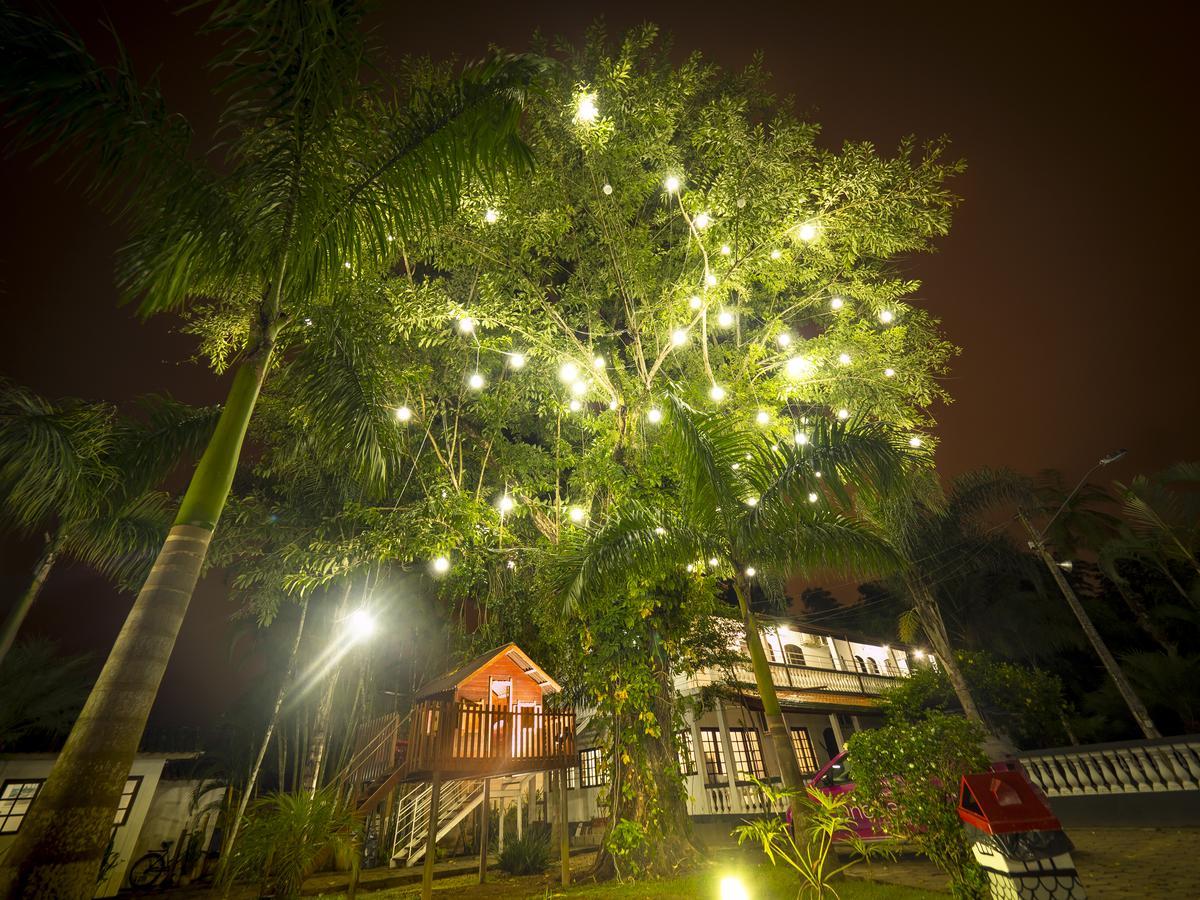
[828, 713, 847, 752]
[850, 715, 862, 733]
[715, 702, 741, 810]
[687, 704, 707, 814]
[825, 636, 844, 671]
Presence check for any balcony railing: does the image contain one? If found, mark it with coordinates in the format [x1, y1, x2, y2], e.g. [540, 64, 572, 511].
[679, 659, 904, 697]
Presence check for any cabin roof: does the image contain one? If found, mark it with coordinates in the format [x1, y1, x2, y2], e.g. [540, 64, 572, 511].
[414, 642, 561, 700]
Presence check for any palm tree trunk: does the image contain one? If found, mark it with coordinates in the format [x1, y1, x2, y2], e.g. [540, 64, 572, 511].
[0, 532, 60, 665]
[910, 585, 988, 728]
[732, 578, 805, 796]
[0, 340, 275, 900]
[1113, 582, 1176, 653]
[220, 596, 310, 878]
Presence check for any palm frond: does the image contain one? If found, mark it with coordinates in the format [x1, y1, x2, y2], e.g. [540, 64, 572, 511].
[661, 394, 751, 527]
[743, 507, 899, 580]
[110, 396, 222, 500]
[62, 492, 173, 589]
[943, 467, 1032, 527]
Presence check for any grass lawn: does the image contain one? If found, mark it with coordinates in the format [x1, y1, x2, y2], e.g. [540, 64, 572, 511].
[349, 860, 947, 899]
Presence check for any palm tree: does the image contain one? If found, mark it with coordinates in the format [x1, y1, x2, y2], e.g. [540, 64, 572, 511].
[0, 2, 541, 893]
[0, 640, 93, 751]
[0, 384, 217, 662]
[548, 397, 911, 797]
[1116, 463, 1200, 579]
[868, 468, 1037, 731]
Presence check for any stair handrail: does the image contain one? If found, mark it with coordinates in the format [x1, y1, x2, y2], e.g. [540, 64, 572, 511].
[332, 709, 411, 792]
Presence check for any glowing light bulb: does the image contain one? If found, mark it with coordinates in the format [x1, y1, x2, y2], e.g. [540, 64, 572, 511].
[569, 399, 582, 412]
[731, 462, 741, 470]
[468, 372, 485, 390]
[884, 368, 896, 378]
[671, 328, 689, 346]
[808, 492, 819, 503]
[785, 356, 815, 379]
[686, 563, 694, 572]
[720, 876, 750, 900]
[720, 244, 731, 255]
[694, 212, 711, 229]
[646, 407, 663, 424]
[837, 408, 850, 420]
[395, 405, 413, 423]
[569, 506, 586, 523]
[432, 556, 450, 574]
[343, 261, 352, 269]
[745, 497, 759, 507]
[498, 495, 515, 513]
[654, 526, 666, 535]
[709, 384, 727, 402]
[909, 436, 923, 448]
[830, 297, 844, 310]
[574, 92, 598, 123]
[608, 398, 619, 410]
[879, 309, 895, 324]
[458, 316, 475, 334]
[602, 183, 613, 195]
[593, 355, 606, 369]
[914, 649, 926, 659]
[777, 332, 792, 347]
[689, 295, 703, 310]
[705, 273, 718, 287]
[838, 353, 852, 366]
[794, 431, 808, 446]
[508, 352, 526, 369]
[345, 609, 375, 642]
[484, 208, 499, 224]
[797, 222, 819, 242]
[559, 361, 580, 383]
[717, 310, 734, 328]
[756, 410, 770, 426]
[570, 379, 588, 397]
[770, 249, 782, 260]
[708, 557, 720, 567]
[744, 566, 757, 577]
[664, 175, 681, 193]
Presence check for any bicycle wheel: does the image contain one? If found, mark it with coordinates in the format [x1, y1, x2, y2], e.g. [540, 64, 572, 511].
[127, 852, 166, 889]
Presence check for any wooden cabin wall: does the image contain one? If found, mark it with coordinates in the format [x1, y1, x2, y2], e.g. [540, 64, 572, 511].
[454, 655, 546, 707]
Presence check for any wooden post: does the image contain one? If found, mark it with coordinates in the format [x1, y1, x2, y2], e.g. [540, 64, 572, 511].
[420, 773, 441, 900]
[498, 796, 506, 854]
[477, 777, 491, 884]
[559, 762, 570, 886]
[516, 783, 523, 838]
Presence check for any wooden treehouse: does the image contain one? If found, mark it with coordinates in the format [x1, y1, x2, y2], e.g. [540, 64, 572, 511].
[338, 643, 576, 897]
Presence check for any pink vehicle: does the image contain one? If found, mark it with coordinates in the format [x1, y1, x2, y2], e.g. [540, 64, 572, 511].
[808, 750, 888, 840]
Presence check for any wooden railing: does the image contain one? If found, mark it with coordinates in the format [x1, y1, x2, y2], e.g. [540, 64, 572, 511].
[1017, 735, 1200, 797]
[338, 711, 408, 789]
[732, 661, 901, 696]
[406, 700, 576, 777]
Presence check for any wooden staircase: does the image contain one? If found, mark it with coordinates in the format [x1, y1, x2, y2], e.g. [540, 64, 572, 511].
[332, 711, 412, 816]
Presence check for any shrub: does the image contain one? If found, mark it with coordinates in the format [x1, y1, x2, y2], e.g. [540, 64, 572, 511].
[733, 780, 895, 897]
[498, 831, 551, 875]
[846, 712, 988, 900]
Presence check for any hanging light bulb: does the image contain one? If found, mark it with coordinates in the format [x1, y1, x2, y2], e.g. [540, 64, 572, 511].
[808, 492, 819, 503]
[705, 273, 718, 287]
[879, 309, 895, 324]
[837, 408, 850, 420]
[717, 310, 734, 328]
[458, 316, 476, 334]
[745, 497, 759, 507]
[720, 244, 731, 255]
[468, 372, 486, 390]
[838, 352, 852, 366]
[884, 368, 896, 378]
[646, 407, 663, 424]
[689, 295, 703, 310]
[574, 92, 598, 123]
[509, 352, 526, 369]
[777, 332, 792, 347]
[432, 556, 450, 574]
[708, 557, 720, 567]
[785, 356, 815, 379]
[770, 249, 782, 260]
[570, 379, 588, 397]
[395, 406, 413, 423]
[593, 355, 606, 369]
[498, 494, 515, 514]
[709, 384, 727, 402]
[569, 399, 582, 412]
[568, 506, 586, 523]
[744, 566, 757, 577]
[559, 361, 580, 383]
[694, 212, 711, 229]
[909, 436, 923, 448]
[794, 431, 808, 446]
[756, 410, 770, 426]
[796, 222, 819, 242]
[484, 208, 499, 224]
[671, 328, 689, 346]
[830, 297, 844, 310]
[664, 175, 681, 193]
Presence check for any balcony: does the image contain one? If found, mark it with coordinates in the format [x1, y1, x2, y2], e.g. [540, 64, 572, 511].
[679, 658, 906, 699]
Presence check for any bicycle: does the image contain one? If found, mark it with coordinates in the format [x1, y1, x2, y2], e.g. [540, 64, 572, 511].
[127, 839, 177, 890]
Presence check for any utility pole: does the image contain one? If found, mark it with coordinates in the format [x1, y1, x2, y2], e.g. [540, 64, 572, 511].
[1020, 512, 1161, 739]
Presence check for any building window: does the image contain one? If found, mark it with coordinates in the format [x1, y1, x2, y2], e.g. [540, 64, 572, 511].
[699, 728, 725, 781]
[565, 765, 578, 789]
[866, 657, 880, 675]
[0, 780, 42, 834]
[790, 728, 819, 773]
[728, 728, 766, 781]
[114, 776, 142, 826]
[764, 641, 777, 662]
[885, 658, 899, 676]
[784, 644, 806, 667]
[677, 731, 697, 776]
[853, 655, 867, 673]
[579, 748, 606, 787]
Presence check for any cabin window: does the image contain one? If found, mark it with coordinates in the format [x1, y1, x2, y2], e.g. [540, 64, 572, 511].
[728, 728, 766, 781]
[866, 657, 880, 675]
[699, 728, 726, 781]
[853, 655, 867, 673]
[784, 644, 806, 667]
[580, 748, 606, 787]
[790, 728, 819, 774]
[0, 781, 41, 834]
[677, 731, 697, 775]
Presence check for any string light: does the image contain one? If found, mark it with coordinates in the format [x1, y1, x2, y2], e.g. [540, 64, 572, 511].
[694, 212, 711, 229]
[745, 497, 759, 506]
[647, 407, 663, 424]
[838, 353, 852, 366]
[671, 328, 689, 346]
[570, 379, 588, 397]
[837, 408, 850, 420]
[879, 309, 895, 324]
[744, 566, 757, 577]
[574, 92, 598, 124]
[559, 361, 580, 383]
[709, 384, 727, 402]
[602, 183, 613, 195]
[569, 399, 582, 412]
[717, 310, 734, 328]
[830, 297, 844, 310]
[720, 244, 731, 255]
[884, 368, 896, 378]
[808, 492, 819, 503]
[484, 208, 499, 224]
[689, 295, 703, 310]
[785, 355, 815, 378]
[508, 352, 526, 369]
[395, 406, 413, 423]
[909, 436, 923, 448]
[794, 431, 808, 445]
[468, 372, 486, 390]
[458, 317, 476, 334]
[432, 556, 450, 574]
[608, 398, 619, 410]
[770, 249, 782, 260]
[664, 175, 681, 193]
[756, 410, 770, 426]
[498, 495, 515, 514]
[569, 506, 586, 523]
[705, 273, 718, 287]
[796, 222, 819, 242]
[593, 355, 606, 369]
[777, 332, 792, 347]
[344, 261, 352, 269]
[654, 526, 667, 535]
[708, 557, 720, 567]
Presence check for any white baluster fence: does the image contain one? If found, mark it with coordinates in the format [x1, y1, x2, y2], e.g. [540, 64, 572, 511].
[1017, 735, 1200, 798]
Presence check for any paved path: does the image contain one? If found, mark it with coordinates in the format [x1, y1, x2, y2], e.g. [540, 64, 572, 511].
[849, 828, 1200, 899]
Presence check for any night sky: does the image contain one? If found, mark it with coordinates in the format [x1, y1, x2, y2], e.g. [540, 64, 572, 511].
[2, 1, 1196, 731]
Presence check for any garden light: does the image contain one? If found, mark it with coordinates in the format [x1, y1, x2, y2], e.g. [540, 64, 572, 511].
[672, 328, 689, 346]
[569, 399, 582, 412]
[796, 222, 819, 242]
[838, 352, 852, 366]
[468, 372, 485, 390]
[694, 212, 711, 229]
[777, 332, 792, 347]
[709, 384, 727, 402]
[569, 506, 586, 523]
[720, 244, 731, 255]
[484, 208, 499, 223]
[837, 408, 850, 420]
[431, 556, 450, 574]
[498, 494, 515, 514]
[593, 355, 606, 369]
[719, 875, 749, 900]
[570, 379, 588, 396]
[808, 492, 819, 503]
[744, 566, 756, 577]
[785, 355, 814, 379]
[509, 352, 526, 369]
[717, 310, 734, 328]
[664, 175, 681, 193]
[705, 272, 718, 286]
[345, 609, 375, 643]
[647, 407, 663, 424]
[880, 309, 895, 324]
[574, 92, 598, 123]
[559, 361, 580, 382]
[755, 410, 770, 425]
[602, 183, 612, 195]
[830, 296, 844, 310]
[884, 367, 896, 378]
[458, 316, 475, 334]
[689, 295, 703, 310]
[909, 436, 923, 448]
[794, 431, 808, 445]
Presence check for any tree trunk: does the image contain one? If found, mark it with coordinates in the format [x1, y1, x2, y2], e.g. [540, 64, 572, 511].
[303, 581, 354, 795]
[0, 345, 274, 899]
[0, 532, 60, 665]
[909, 585, 988, 728]
[732, 578, 804, 820]
[220, 596, 310, 878]
[1113, 582, 1176, 653]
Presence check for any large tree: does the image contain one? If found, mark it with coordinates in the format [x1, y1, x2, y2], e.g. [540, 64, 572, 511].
[0, 2, 540, 893]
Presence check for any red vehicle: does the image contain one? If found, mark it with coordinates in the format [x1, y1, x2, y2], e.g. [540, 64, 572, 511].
[808, 750, 888, 840]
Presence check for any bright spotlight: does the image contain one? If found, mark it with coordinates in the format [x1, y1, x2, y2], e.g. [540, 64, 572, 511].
[719, 876, 750, 900]
[345, 609, 376, 642]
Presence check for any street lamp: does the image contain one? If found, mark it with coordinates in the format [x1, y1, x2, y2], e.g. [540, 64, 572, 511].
[344, 609, 376, 643]
[1020, 448, 1160, 739]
